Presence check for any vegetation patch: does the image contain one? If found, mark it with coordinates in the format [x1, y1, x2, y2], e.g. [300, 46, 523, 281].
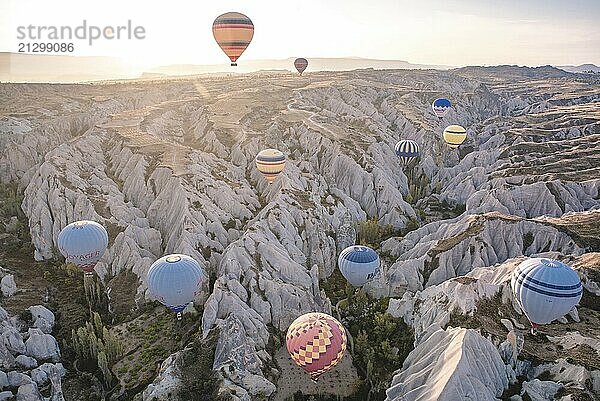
[110, 306, 202, 397]
[0, 181, 33, 255]
[177, 329, 228, 401]
[522, 231, 534, 252]
[339, 291, 414, 401]
[106, 269, 141, 324]
[321, 248, 414, 400]
[71, 312, 124, 389]
[356, 217, 396, 249]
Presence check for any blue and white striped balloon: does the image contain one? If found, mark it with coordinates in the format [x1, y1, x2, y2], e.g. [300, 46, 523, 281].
[147, 254, 206, 317]
[432, 98, 451, 118]
[511, 258, 582, 325]
[57, 220, 108, 274]
[394, 140, 420, 164]
[338, 245, 380, 287]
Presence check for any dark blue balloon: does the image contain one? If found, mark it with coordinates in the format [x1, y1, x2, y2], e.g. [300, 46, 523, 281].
[432, 98, 451, 117]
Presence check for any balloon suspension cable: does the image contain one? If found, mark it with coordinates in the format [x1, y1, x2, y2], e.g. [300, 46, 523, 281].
[176, 312, 183, 321]
[530, 321, 540, 336]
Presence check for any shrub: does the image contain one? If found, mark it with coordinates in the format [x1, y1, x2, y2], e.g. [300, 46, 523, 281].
[357, 218, 395, 249]
[71, 312, 123, 388]
[339, 290, 414, 400]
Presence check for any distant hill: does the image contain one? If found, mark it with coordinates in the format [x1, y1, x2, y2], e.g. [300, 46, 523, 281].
[454, 65, 573, 79]
[147, 57, 453, 76]
[6, 53, 596, 83]
[556, 64, 600, 74]
[0, 53, 451, 83]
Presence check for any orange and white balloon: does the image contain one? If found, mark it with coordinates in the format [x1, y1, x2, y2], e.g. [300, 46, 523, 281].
[212, 12, 254, 66]
[255, 149, 286, 183]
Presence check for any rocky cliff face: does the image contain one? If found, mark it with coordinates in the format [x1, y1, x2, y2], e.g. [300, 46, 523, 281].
[1, 68, 598, 400]
[0, 304, 66, 400]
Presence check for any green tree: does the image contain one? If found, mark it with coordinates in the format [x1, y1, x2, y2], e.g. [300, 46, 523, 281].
[357, 218, 395, 249]
[338, 290, 414, 401]
[71, 312, 123, 388]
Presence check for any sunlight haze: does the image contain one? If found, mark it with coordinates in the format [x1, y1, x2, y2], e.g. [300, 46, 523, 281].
[2, 0, 599, 69]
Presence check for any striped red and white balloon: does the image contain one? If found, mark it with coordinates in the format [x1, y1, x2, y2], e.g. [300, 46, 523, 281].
[294, 58, 308, 75]
[57, 220, 108, 274]
[286, 312, 347, 381]
[256, 148, 286, 183]
[212, 12, 254, 66]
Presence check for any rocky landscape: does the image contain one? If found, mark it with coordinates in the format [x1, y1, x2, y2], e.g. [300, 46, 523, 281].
[0, 65, 599, 400]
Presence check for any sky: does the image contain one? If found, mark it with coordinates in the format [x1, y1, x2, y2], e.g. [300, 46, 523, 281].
[2, 0, 599, 69]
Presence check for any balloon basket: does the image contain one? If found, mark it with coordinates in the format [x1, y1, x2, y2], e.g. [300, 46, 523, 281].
[176, 312, 183, 321]
[231, 62, 237, 67]
[84, 271, 94, 277]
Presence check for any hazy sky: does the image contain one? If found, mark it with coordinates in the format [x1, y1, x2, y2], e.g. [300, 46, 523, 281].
[2, 0, 599, 68]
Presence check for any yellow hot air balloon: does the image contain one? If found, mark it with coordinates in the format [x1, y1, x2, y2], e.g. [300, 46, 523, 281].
[212, 12, 254, 66]
[256, 149, 286, 183]
[443, 125, 467, 148]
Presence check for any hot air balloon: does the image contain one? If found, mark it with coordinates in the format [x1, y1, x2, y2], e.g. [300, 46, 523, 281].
[432, 98, 451, 118]
[511, 258, 582, 330]
[212, 12, 254, 66]
[395, 139, 420, 164]
[443, 125, 467, 148]
[57, 220, 108, 275]
[338, 245, 380, 287]
[147, 254, 206, 319]
[256, 148, 286, 183]
[286, 312, 347, 381]
[294, 58, 308, 75]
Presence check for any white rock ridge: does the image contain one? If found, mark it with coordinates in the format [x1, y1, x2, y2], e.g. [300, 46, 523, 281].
[386, 326, 509, 401]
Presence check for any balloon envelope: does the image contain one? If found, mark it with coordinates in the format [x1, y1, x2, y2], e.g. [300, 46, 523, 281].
[57, 220, 108, 273]
[294, 58, 308, 75]
[432, 98, 451, 118]
[395, 140, 420, 164]
[338, 245, 380, 286]
[147, 254, 206, 314]
[256, 148, 286, 183]
[286, 312, 347, 381]
[212, 12, 254, 66]
[443, 125, 467, 148]
[511, 258, 582, 325]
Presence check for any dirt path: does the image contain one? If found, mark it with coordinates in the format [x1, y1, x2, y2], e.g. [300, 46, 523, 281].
[272, 345, 359, 401]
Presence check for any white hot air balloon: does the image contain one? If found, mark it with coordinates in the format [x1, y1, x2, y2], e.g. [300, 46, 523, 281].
[511, 258, 583, 331]
[57, 220, 109, 275]
[338, 245, 380, 287]
[147, 254, 206, 319]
